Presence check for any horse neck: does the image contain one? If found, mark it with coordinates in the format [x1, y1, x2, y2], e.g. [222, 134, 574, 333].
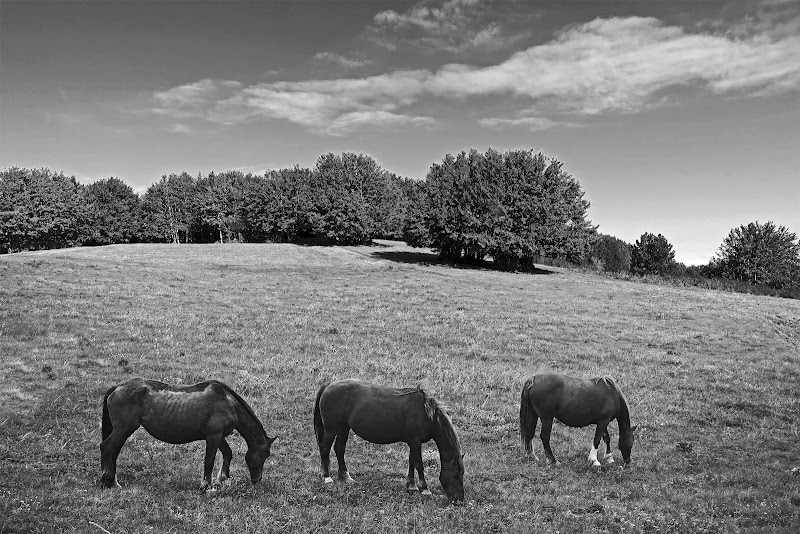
[233, 402, 267, 448]
[616, 393, 632, 434]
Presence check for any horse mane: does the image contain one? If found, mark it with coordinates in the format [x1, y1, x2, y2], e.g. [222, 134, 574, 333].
[594, 375, 616, 389]
[214, 381, 267, 438]
[413, 387, 464, 467]
[593, 376, 632, 427]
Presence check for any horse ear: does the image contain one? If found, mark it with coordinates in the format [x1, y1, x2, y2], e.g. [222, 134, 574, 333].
[631, 425, 639, 433]
[461, 453, 466, 460]
[268, 436, 278, 445]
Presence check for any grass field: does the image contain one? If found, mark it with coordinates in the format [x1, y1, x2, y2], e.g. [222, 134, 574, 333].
[1, 242, 798, 533]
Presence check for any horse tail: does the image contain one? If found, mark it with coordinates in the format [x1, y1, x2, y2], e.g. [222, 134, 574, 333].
[519, 378, 537, 454]
[313, 383, 328, 446]
[101, 385, 116, 442]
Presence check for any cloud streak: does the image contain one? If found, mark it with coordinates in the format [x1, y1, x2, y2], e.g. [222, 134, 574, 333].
[150, 16, 800, 135]
[368, 0, 513, 53]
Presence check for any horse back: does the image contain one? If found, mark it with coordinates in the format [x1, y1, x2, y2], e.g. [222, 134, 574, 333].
[107, 378, 239, 443]
[526, 373, 622, 427]
[319, 379, 433, 445]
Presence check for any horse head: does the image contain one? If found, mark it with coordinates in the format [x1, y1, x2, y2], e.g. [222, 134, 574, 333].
[439, 454, 465, 503]
[619, 424, 637, 464]
[245, 435, 278, 483]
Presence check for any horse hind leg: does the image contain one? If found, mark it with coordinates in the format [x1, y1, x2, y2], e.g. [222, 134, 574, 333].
[333, 426, 354, 483]
[100, 424, 138, 488]
[539, 418, 560, 466]
[318, 429, 336, 484]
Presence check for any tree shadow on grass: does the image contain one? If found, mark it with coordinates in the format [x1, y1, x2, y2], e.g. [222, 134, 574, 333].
[372, 250, 556, 275]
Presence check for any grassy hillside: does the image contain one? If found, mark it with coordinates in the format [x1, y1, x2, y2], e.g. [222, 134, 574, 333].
[1, 243, 798, 533]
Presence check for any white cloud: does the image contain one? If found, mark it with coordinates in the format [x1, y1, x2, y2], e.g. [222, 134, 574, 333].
[369, 0, 516, 53]
[313, 52, 371, 69]
[152, 79, 242, 116]
[149, 16, 800, 135]
[479, 116, 563, 132]
[166, 124, 192, 134]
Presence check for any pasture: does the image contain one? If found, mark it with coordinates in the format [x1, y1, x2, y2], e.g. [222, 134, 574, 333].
[1, 243, 798, 533]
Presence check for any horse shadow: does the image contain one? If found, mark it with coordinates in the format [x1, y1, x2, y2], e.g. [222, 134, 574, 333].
[372, 250, 556, 275]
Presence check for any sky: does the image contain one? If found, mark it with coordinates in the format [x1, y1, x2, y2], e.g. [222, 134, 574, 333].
[1, 0, 798, 265]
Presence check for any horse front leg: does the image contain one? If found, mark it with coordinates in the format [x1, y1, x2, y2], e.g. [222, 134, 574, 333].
[539, 418, 560, 466]
[202, 434, 223, 490]
[588, 423, 609, 467]
[406, 441, 430, 495]
[333, 427, 354, 483]
[100, 426, 137, 488]
[216, 438, 232, 485]
[602, 428, 614, 465]
[406, 447, 417, 493]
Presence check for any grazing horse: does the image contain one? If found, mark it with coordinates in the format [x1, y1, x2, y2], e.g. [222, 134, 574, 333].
[100, 377, 277, 489]
[519, 373, 636, 467]
[313, 379, 465, 503]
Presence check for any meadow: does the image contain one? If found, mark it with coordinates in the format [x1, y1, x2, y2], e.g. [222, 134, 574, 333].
[0, 242, 798, 533]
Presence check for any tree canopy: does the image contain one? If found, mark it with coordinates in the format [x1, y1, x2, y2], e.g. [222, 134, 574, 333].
[712, 221, 800, 290]
[424, 148, 595, 269]
[630, 232, 676, 275]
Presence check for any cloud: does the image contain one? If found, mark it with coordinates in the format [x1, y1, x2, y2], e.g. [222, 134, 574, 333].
[152, 79, 242, 116]
[149, 16, 800, 135]
[313, 52, 371, 69]
[166, 124, 192, 134]
[368, 0, 520, 53]
[427, 16, 800, 112]
[479, 116, 564, 132]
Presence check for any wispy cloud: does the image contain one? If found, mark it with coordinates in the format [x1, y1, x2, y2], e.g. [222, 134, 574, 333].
[479, 116, 566, 132]
[148, 16, 800, 135]
[166, 124, 192, 134]
[313, 52, 371, 69]
[367, 0, 525, 54]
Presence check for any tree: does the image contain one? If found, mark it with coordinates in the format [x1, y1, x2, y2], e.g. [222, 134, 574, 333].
[139, 173, 197, 243]
[195, 171, 254, 242]
[0, 167, 88, 253]
[630, 233, 676, 275]
[591, 234, 632, 272]
[424, 148, 595, 269]
[83, 177, 141, 245]
[712, 221, 800, 290]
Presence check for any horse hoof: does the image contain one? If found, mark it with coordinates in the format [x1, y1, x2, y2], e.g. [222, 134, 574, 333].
[323, 477, 334, 484]
[590, 461, 601, 469]
[420, 489, 432, 496]
[406, 486, 418, 494]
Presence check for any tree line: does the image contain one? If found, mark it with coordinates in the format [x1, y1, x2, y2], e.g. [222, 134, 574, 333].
[2, 148, 798, 296]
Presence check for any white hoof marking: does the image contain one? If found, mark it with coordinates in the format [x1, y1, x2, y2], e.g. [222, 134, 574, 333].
[420, 489, 432, 496]
[323, 477, 334, 484]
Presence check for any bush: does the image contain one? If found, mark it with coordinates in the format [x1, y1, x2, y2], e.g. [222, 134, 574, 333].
[591, 234, 631, 272]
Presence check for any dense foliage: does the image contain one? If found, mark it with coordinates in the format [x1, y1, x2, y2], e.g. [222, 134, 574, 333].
[0, 155, 417, 251]
[630, 232, 677, 275]
[423, 148, 596, 270]
[709, 221, 800, 290]
[0, 167, 88, 253]
[590, 234, 632, 272]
